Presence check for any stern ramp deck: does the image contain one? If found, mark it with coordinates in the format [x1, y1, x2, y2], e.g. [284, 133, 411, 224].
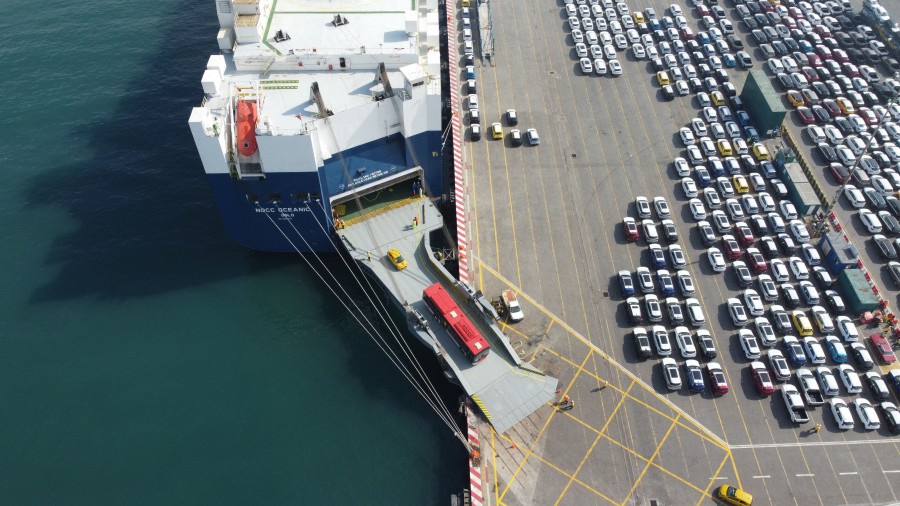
[339, 197, 557, 432]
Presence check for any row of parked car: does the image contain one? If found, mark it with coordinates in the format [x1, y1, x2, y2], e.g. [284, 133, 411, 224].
[460, 9, 540, 146]
[618, 192, 722, 396]
[746, 0, 900, 276]
[689, 0, 900, 432]
[611, 0, 900, 433]
[564, 0, 628, 75]
[645, 1, 754, 100]
[612, 1, 807, 402]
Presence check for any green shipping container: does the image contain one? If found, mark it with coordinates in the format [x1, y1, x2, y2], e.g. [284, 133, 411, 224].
[837, 269, 880, 315]
[740, 71, 787, 135]
[779, 163, 823, 216]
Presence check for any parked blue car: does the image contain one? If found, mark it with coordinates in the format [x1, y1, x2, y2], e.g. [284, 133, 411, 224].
[825, 336, 848, 363]
[783, 337, 807, 367]
[649, 245, 667, 268]
[744, 126, 760, 143]
[657, 270, 675, 296]
[684, 360, 705, 393]
[618, 270, 635, 297]
[722, 53, 736, 68]
[695, 166, 712, 187]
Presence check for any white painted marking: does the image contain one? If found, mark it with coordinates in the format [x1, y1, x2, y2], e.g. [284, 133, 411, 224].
[731, 439, 900, 450]
[795, 474, 814, 477]
[839, 472, 859, 476]
[752, 475, 771, 479]
[713, 477, 728, 480]
[884, 470, 900, 474]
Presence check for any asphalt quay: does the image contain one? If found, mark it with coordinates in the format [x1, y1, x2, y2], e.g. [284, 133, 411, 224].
[458, 0, 900, 504]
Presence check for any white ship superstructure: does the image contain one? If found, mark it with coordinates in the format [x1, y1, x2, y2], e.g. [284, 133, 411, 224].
[189, 0, 445, 252]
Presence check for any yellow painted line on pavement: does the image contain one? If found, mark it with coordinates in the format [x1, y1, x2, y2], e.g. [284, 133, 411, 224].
[516, 1, 598, 353]
[731, 453, 743, 491]
[491, 428, 499, 506]
[495, 431, 619, 506]
[508, 6, 574, 354]
[553, 434, 604, 506]
[476, 75, 504, 278]
[497, 350, 593, 502]
[600, 431, 708, 497]
[619, 415, 681, 506]
[553, 405, 713, 498]
[537, 345, 727, 451]
[597, 380, 635, 435]
[552, 381, 636, 506]
[695, 452, 732, 506]
[488, 62, 522, 289]
[498, 323, 529, 342]
[543, 372, 727, 500]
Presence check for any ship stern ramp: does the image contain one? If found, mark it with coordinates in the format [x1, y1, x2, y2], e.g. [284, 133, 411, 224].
[338, 196, 557, 433]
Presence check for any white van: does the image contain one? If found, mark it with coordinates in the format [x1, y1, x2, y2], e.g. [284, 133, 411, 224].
[464, 41, 474, 55]
[463, 28, 472, 41]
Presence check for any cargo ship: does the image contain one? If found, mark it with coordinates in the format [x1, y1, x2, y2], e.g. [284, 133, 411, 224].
[189, 0, 446, 252]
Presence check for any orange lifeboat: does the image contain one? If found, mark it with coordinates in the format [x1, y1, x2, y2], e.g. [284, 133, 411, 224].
[236, 100, 258, 156]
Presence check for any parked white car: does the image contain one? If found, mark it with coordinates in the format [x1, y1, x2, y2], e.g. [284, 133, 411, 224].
[859, 209, 883, 233]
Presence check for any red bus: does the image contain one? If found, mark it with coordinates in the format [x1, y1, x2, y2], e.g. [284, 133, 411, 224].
[422, 283, 490, 364]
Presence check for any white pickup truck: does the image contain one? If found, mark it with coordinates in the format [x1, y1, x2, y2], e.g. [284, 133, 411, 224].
[502, 289, 524, 323]
[797, 368, 824, 406]
[782, 385, 810, 424]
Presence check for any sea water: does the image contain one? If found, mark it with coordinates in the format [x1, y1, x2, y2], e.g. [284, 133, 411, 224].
[0, 1, 465, 503]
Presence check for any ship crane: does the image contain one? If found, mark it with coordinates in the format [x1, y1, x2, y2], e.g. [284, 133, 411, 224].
[309, 82, 333, 118]
[374, 62, 395, 99]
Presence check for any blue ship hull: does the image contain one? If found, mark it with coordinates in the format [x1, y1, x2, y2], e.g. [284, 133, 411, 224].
[207, 130, 442, 253]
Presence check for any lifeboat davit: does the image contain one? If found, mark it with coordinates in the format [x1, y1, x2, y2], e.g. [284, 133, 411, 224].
[236, 100, 258, 156]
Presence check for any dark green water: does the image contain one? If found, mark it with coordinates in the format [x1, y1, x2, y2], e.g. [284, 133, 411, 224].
[0, 1, 465, 503]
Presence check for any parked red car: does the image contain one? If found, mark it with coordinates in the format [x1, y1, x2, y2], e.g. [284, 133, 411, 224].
[796, 106, 815, 125]
[722, 235, 743, 261]
[624, 217, 639, 242]
[735, 222, 755, 247]
[750, 361, 775, 397]
[747, 249, 768, 274]
[870, 334, 897, 364]
[707, 362, 729, 395]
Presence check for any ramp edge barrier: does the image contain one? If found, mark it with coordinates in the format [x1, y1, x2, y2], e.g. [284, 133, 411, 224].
[517, 364, 546, 376]
[469, 394, 493, 424]
[447, 3, 469, 285]
[466, 404, 485, 506]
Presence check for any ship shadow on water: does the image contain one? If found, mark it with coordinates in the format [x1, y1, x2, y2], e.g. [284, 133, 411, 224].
[23, 1, 288, 304]
[20, 0, 466, 501]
